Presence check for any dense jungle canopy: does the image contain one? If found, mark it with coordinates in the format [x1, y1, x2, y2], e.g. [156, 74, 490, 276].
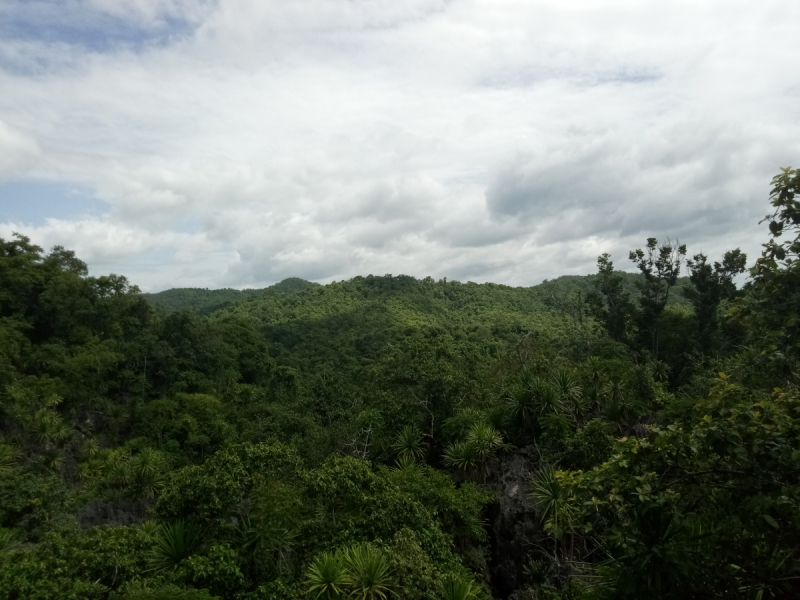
[1, 167, 799, 600]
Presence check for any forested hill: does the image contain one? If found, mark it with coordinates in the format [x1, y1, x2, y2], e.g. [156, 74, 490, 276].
[143, 277, 319, 315]
[148, 271, 691, 375]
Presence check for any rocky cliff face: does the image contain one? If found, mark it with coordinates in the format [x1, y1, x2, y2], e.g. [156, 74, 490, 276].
[485, 447, 541, 599]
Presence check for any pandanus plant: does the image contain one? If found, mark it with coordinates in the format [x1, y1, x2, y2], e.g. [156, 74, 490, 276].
[391, 425, 426, 462]
[442, 441, 479, 474]
[529, 467, 573, 559]
[305, 544, 394, 600]
[442, 575, 481, 600]
[149, 521, 204, 572]
[443, 422, 504, 481]
[306, 551, 347, 599]
[0, 443, 19, 476]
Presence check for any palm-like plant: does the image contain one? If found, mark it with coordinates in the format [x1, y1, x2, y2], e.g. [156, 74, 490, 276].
[486, 404, 510, 432]
[552, 370, 582, 406]
[82, 437, 100, 459]
[391, 455, 418, 472]
[507, 385, 537, 426]
[305, 551, 347, 599]
[231, 516, 261, 552]
[536, 382, 563, 416]
[0, 443, 19, 476]
[442, 575, 480, 600]
[466, 423, 502, 463]
[530, 467, 570, 544]
[391, 425, 425, 462]
[583, 385, 604, 412]
[442, 442, 479, 472]
[140, 520, 160, 538]
[342, 544, 394, 600]
[129, 448, 166, 499]
[649, 359, 670, 383]
[604, 374, 626, 403]
[32, 408, 69, 444]
[107, 455, 131, 487]
[76, 461, 93, 480]
[43, 447, 65, 471]
[586, 356, 605, 388]
[149, 521, 204, 572]
[0, 527, 20, 553]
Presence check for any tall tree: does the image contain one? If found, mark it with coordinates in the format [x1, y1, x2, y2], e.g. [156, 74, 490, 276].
[685, 249, 747, 353]
[629, 238, 687, 359]
[585, 253, 637, 343]
[736, 167, 800, 369]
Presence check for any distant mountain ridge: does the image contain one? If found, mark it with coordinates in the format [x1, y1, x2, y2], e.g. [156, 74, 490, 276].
[144, 271, 690, 317]
[143, 277, 320, 315]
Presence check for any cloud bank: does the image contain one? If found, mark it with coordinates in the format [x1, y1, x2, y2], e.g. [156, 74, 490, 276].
[1, 0, 798, 290]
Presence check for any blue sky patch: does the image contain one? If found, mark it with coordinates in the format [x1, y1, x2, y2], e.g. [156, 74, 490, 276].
[0, 1, 199, 54]
[0, 180, 109, 225]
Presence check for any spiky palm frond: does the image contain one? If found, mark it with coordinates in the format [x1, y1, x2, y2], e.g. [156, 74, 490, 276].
[583, 385, 604, 411]
[128, 448, 166, 499]
[391, 425, 425, 461]
[43, 447, 64, 471]
[130, 448, 164, 478]
[0, 527, 20, 553]
[466, 423, 502, 461]
[76, 461, 93, 480]
[391, 455, 418, 472]
[32, 408, 68, 443]
[0, 443, 19, 476]
[536, 383, 563, 415]
[552, 369, 582, 404]
[82, 438, 100, 458]
[130, 469, 165, 500]
[108, 457, 131, 487]
[649, 359, 670, 382]
[530, 467, 569, 538]
[442, 575, 480, 600]
[230, 516, 261, 552]
[149, 521, 203, 572]
[140, 520, 160, 538]
[507, 385, 536, 423]
[443, 442, 479, 472]
[586, 356, 606, 387]
[486, 404, 510, 432]
[342, 544, 394, 600]
[305, 551, 347, 599]
[604, 375, 626, 405]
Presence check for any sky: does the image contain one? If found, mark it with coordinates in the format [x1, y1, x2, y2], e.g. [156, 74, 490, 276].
[0, 0, 798, 292]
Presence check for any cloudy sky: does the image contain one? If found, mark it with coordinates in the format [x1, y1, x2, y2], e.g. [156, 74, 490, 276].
[0, 0, 798, 291]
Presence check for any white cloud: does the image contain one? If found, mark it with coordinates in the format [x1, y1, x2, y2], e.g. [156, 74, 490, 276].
[0, 0, 798, 291]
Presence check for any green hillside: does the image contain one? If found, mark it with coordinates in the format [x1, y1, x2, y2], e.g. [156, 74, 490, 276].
[143, 277, 319, 315]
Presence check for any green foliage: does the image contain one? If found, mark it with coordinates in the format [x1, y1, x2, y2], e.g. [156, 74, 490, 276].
[150, 521, 205, 572]
[562, 419, 614, 470]
[0, 525, 151, 599]
[0, 441, 19, 475]
[120, 584, 220, 600]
